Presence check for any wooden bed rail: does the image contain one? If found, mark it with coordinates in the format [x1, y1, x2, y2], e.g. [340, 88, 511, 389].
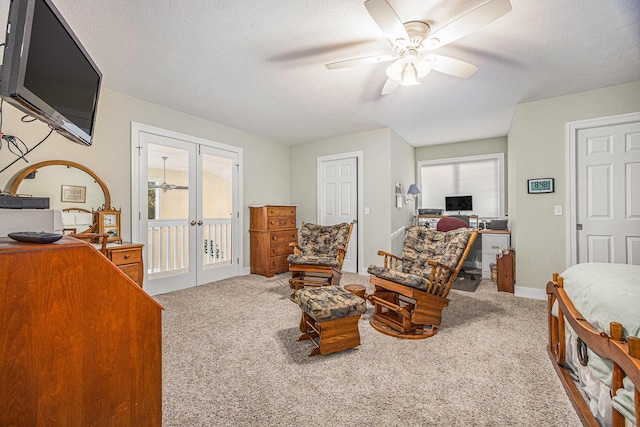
[547, 272, 640, 427]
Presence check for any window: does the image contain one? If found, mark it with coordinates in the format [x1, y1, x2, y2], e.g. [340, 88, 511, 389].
[418, 153, 504, 218]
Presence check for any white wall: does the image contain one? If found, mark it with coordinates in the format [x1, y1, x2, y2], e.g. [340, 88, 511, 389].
[509, 80, 640, 291]
[389, 130, 415, 255]
[0, 87, 291, 268]
[290, 128, 393, 269]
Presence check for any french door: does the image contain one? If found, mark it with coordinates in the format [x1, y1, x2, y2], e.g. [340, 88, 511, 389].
[132, 124, 241, 295]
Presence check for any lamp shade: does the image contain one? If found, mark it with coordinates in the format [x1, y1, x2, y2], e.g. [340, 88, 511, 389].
[407, 184, 421, 195]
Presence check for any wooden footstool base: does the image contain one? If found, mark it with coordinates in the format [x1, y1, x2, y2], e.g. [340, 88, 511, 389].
[294, 285, 367, 356]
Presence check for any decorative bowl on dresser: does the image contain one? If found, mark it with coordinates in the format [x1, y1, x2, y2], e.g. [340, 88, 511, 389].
[249, 205, 297, 277]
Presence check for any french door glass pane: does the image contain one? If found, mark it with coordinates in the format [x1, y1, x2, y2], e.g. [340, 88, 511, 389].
[147, 143, 190, 277]
[201, 153, 233, 268]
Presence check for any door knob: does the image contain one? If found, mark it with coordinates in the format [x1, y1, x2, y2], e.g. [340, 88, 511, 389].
[197, 220, 203, 226]
[190, 220, 197, 226]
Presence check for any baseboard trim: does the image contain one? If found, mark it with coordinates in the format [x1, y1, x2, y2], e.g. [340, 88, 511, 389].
[514, 285, 546, 300]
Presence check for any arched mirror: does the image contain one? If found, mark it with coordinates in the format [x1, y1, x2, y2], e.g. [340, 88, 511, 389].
[9, 160, 111, 233]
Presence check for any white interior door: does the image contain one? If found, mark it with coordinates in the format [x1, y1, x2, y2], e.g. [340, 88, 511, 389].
[576, 120, 640, 264]
[132, 124, 242, 295]
[318, 155, 358, 272]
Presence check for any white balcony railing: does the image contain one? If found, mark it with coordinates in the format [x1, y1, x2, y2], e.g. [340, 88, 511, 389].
[147, 218, 231, 276]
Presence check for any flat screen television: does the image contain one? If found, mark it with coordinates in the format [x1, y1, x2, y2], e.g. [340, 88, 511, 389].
[0, 0, 102, 146]
[445, 195, 472, 212]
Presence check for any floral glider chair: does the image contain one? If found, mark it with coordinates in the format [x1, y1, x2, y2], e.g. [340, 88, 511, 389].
[366, 224, 478, 339]
[288, 222, 354, 298]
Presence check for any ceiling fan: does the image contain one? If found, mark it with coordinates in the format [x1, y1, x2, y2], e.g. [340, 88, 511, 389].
[148, 156, 189, 192]
[325, 0, 512, 95]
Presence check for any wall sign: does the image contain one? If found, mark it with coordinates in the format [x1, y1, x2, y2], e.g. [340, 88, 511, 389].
[527, 178, 554, 194]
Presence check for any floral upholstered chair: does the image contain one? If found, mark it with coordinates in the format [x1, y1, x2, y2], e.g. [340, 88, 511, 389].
[288, 222, 354, 298]
[366, 219, 478, 339]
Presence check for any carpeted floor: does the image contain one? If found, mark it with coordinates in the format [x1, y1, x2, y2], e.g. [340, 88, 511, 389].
[154, 273, 582, 426]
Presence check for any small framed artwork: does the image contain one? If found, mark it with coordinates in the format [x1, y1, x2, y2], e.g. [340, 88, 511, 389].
[395, 183, 403, 208]
[527, 178, 554, 194]
[61, 185, 86, 203]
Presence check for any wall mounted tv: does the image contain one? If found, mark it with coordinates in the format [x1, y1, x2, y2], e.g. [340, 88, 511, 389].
[0, 0, 102, 146]
[445, 195, 473, 212]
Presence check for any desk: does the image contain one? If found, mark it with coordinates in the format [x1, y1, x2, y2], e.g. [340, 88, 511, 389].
[418, 214, 479, 229]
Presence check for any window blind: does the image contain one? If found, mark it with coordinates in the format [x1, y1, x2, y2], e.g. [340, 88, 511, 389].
[419, 155, 502, 218]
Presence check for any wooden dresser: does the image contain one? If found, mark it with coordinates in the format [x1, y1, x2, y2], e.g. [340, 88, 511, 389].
[104, 242, 144, 287]
[0, 237, 162, 426]
[250, 205, 297, 277]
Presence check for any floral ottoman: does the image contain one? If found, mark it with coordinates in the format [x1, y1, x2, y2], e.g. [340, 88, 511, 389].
[293, 285, 367, 356]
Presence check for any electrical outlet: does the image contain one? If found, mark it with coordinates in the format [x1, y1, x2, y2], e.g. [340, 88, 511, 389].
[554, 205, 562, 216]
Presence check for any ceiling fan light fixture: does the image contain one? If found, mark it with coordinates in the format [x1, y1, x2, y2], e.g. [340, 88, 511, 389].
[399, 63, 420, 86]
[386, 59, 405, 81]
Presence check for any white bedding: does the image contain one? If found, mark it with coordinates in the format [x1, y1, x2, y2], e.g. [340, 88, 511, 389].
[558, 263, 640, 426]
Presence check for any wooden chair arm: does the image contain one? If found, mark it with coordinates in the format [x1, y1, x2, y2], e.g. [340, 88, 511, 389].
[425, 260, 457, 296]
[377, 250, 402, 270]
[289, 241, 301, 256]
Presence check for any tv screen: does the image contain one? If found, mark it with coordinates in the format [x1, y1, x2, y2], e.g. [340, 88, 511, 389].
[445, 195, 472, 212]
[0, 0, 102, 146]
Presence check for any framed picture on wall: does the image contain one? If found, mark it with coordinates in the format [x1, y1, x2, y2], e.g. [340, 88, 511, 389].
[61, 185, 86, 203]
[395, 183, 402, 208]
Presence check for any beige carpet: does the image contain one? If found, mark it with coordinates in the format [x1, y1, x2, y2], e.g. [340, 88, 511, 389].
[154, 272, 582, 426]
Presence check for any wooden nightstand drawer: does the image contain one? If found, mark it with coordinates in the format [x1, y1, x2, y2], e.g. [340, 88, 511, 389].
[119, 263, 141, 286]
[110, 248, 142, 266]
[267, 216, 296, 230]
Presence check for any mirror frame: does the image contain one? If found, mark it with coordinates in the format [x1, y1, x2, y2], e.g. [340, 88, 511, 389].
[9, 160, 111, 209]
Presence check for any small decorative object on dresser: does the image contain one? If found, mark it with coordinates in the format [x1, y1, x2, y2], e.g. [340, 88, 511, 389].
[249, 205, 297, 277]
[94, 206, 122, 243]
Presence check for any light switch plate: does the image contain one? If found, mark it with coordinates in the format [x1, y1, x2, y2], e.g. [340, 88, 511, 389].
[554, 205, 562, 216]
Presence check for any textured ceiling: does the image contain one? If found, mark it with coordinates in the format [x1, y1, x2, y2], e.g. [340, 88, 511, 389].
[52, 0, 640, 147]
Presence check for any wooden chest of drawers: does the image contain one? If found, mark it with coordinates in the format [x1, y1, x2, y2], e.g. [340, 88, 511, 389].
[249, 205, 297, 277]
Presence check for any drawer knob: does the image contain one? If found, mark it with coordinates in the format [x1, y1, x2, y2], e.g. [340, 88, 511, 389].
[124, 254, 130, 259]
[272, 236, 276, 240]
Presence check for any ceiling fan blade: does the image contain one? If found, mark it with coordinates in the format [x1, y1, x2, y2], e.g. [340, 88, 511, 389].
[381, 78, 399, 95]
[426, 0, 512, 50]
[326, 54, 395, 70]
[431, 55, 478, 78]
[364, 0, 409, 43]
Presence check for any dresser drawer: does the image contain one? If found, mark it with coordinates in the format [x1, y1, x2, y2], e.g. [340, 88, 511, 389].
[267, 206, 296, 217]
[269, 255, 289, 270]
[109, 248, 143, 266]
[270, 229, 297, 244]
[267, 216, 296, 230]
[271, 242, 294, 256]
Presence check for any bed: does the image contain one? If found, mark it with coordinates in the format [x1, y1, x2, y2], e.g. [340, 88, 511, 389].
[547, 263, 640, 427]
[61, 207, 95, 235]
